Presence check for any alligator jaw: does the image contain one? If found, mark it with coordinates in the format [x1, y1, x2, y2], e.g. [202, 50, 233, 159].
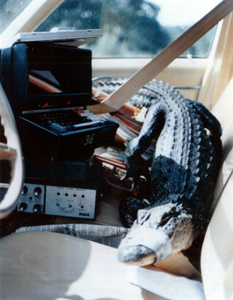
[118, 227, 172, 266]
[118, 244, 157, 266]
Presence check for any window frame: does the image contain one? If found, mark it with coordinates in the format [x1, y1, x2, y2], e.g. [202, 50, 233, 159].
[0, 0, 63, 48]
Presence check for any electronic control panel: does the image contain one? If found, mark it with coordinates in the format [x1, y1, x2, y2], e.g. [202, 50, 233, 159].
[17, 183, 45, 214]
[17, 182, 97, 219]
[45, 185, 96, 219]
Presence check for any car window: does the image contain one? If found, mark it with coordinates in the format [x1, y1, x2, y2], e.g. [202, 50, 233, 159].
[37, 0, 221, 58]
[0, 0, 33, 34]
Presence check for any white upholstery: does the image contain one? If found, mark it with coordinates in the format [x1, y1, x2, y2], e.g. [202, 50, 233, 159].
[200, 78, 233, 300]
[201, 172, 233, 300]
[0, 231, 165, 300]
[212, 77, 233, 137]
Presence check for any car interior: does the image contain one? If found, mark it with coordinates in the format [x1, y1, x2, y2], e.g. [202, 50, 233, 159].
[0, 1, 233, 299]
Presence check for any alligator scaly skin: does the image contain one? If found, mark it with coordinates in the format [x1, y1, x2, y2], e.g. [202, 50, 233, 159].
[93, 78, 222, 266]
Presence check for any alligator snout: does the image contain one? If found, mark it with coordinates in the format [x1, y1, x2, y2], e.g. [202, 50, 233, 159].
[117, 203, 194, 266]
[118, 244, 157, 266]
[118, 227, 172, 266]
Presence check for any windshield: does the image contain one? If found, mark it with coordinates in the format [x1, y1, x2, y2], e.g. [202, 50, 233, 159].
[36, 0, 221, 58]
[0, 0, 222, 58]
[0, 0, 33, 34]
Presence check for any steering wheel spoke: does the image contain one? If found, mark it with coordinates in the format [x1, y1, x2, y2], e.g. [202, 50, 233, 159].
[0, 86, 23, 219]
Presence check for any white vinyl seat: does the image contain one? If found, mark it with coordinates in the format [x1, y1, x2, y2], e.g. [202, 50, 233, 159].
[200, 77, 233, 300]
[1, 78, 233, 300]
[0, 231, 162, 300]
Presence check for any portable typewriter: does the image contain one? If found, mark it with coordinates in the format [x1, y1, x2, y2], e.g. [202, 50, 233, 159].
[0, 29, 119, 219]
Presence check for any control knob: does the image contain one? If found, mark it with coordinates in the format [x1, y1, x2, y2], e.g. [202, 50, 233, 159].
[21, 186, 28, 195]
[33, 204, 41, 213]
[19, 202, 27, 212]
[34, 187, 42, 197]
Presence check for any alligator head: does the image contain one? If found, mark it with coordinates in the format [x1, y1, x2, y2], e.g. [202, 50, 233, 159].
[118, 202, 194, 266]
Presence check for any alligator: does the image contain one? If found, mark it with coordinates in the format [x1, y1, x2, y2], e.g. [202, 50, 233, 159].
[93, 78, 222, 266]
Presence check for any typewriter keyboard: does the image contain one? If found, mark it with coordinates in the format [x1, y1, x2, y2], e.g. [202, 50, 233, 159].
[33, 109, 105, 133]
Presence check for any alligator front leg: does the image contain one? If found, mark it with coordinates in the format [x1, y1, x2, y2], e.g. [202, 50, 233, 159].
[124, 103, 165, 179]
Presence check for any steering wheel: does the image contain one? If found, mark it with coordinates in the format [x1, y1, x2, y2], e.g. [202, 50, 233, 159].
[0, 85, 23, 219]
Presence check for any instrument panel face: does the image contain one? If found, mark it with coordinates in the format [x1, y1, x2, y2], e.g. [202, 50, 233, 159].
[17, 183, 96, 219]
[45, 185, 96, 219]
[17, 183, 45, 214]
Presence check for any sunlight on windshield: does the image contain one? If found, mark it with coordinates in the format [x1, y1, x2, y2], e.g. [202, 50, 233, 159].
[36, 0, 221, 58]
[0, 0, 223, 58]
[0, 0, 33, 34]
[149, 0, 221, 26]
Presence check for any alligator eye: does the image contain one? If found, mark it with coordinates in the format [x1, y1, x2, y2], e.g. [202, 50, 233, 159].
[159, 212, 171, 226]
[159, 211, 180, 227]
